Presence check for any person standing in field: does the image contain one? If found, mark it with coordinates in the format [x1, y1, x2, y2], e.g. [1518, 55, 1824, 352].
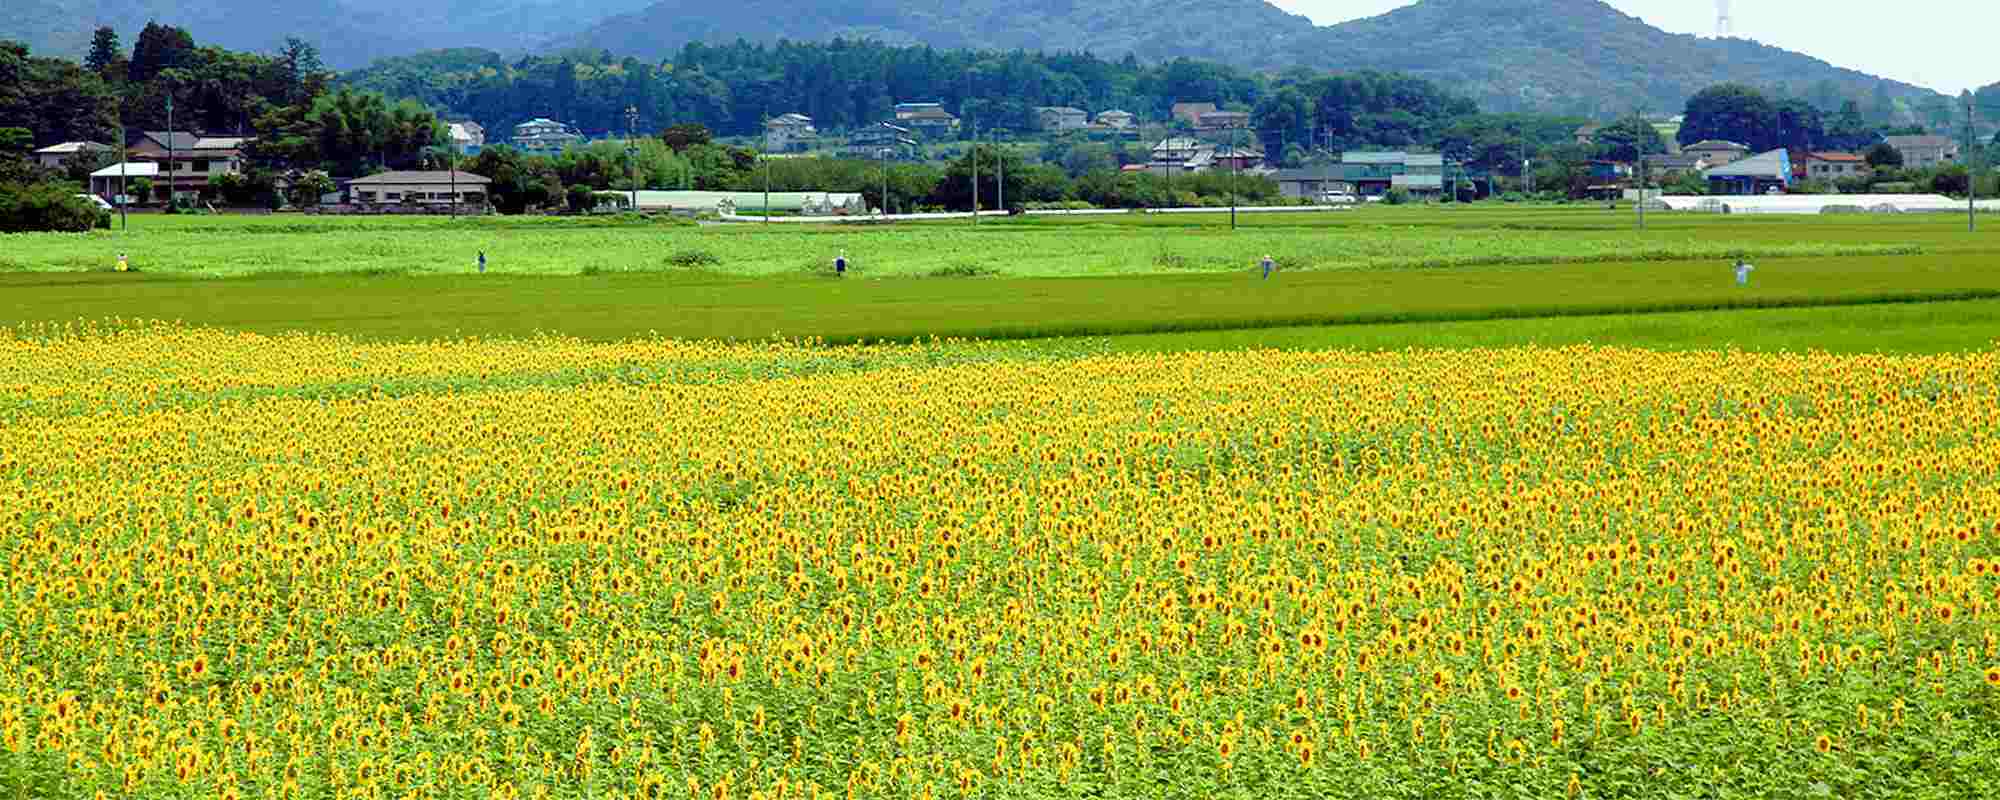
[834, 250, 848, 277]
[1261, 254, 1276, 280]
[478, 251, 487, 274]
[1734, 259, 1753, 286]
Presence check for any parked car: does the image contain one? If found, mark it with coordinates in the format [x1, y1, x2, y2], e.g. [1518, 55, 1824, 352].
[74, 194, 114, 211]
[1318, 191, 1359, 205]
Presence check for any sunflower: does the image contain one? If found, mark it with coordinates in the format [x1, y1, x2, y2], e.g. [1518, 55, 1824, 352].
[1814, 734, 1833, 754]
[1985, 666, 2000, 688]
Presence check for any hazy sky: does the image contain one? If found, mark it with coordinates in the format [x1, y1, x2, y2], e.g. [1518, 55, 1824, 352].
[1267, 0, 1993, 95]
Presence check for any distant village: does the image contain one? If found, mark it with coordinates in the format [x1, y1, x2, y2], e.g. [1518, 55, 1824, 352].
[32, 100, 1981, 214]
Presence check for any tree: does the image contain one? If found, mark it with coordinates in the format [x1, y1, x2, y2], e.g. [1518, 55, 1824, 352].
[931, 144, 1026, 211]
[61, 148, 115, 184]
[1825, 101, 1875, 151]
[86, 27, 122, 77]
[0, 180, 105, 232]
[275, 38, 325, 106]
[128, 22, 197, 85]
[1593, 116, 1666, 163]
[1679, 84, 1776, 151]
[1864, 142, 1903, 169]
[660, 123, 713, 153]
[1771, 99, 1826, 152]
[0, 127, 31, 156]
[289, 169, 335, 207]
[465, 145, 563, 213]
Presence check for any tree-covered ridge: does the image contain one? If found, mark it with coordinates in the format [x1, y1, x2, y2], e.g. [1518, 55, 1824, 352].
[568, 0, 1943, 117]
[0, 0, 656, 69]
[341, 41, 1285, 139]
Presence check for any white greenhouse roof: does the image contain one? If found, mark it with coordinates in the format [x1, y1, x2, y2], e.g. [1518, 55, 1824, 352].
[1650, 194, 1973, 215]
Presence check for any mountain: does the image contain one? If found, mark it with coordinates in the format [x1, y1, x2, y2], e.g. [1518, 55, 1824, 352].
[1, 0, 656, 68]
[570, 0, 1938, 116]
[572, 0, 1326, 70]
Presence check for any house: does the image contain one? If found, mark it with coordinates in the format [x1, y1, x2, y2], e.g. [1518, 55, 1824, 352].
[1170, 102, 1218, 127]
[126, 132, 251, 202]
[1802, 152, 1868, 180]
[512, 118, 583, 155]
[448, 122, 485, 156]
[1682, 140, 1751, 166]
[1704, 148, 1792, 195]
[1882, 135, 1959, 169]
[1338, 152, 1462, 197]
[32, 141, 111, 169]
[1641, 153, 1711, 177]
[345, 170, 492, 207]
[899, 107, 960, 139]
[894, 102, 945, 120]
[764, 113, 817, 154]
[1196, 111, 1250, 132]
[86, 161, 159, 203]
[846, 122, 917, 158]
[1273, 165, 1359, 200]
[1150, 137, 1204, 164]
[1095, 110, 1136, 129]
[1204, 145, 1265, 171]
[1034, 107, 1090, 132]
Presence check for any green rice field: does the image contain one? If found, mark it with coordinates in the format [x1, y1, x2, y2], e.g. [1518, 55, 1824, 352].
[2, 206, 1997, 351]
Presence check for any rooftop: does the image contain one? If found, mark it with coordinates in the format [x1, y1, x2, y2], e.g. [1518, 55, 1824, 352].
[1807, 151, 1865, 162]
[1883, 135, 1956, 149]
[89, 162, 161, 178]
[35, 141, 110, 154]
[1704, 149, 1789, 178]
[1684, 139, 1750, 151]
[348, 170, 494, 186]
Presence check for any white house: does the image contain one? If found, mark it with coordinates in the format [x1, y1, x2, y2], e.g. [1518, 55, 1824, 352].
[764, 113, 818, 153]
[346, 171, 492, 206]
[33, 141, 111, 169]
[87, 161, 159, 203]
[513, 118, 582, 155]
[448, 122, 485, 155]
[1035, 107, 1089, 132]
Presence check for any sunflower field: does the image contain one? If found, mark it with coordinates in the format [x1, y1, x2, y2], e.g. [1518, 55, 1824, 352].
[2, 323, 1998, 799]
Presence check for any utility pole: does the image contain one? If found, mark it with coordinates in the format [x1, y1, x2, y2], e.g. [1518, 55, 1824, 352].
[880, 146, 890, 218]
[971, 119, 979, 226]
[994, 129, 1004, 215]
[165, 93, 174, 208]
[1969, 96, 1978, 233]
[117, 110, 127, 230]
[626, 106, 640, 216]
[1230, 125, 1239, 230]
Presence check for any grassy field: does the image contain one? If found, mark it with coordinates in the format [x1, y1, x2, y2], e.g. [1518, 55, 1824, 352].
[0, 209, 1956, 278]
[2, 207, 1998, 351]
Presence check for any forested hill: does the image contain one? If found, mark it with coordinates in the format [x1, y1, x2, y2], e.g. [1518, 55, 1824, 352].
[341, 42, 1459, 144]
[1308, 0, 1937, 117]
[0, 0, 655, 69]
[568, 0, 1940, 116]
[570, 0, 1320, 71]
[10, 0, 1943, 116]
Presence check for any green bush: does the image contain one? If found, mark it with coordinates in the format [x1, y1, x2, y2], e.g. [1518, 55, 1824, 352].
[1383, 188, 1412, 206]
[665, 248, 721, 269]
[0, 181, 103, 233]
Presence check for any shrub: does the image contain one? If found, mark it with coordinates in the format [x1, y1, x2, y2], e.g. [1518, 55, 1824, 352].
[1383, 188, 1412, 206]
[0, 181, 103, 233]
[665, 249, 721, 269]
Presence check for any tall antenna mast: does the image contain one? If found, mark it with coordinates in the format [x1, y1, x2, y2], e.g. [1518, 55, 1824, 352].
[1716, 0, 1732, 38]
